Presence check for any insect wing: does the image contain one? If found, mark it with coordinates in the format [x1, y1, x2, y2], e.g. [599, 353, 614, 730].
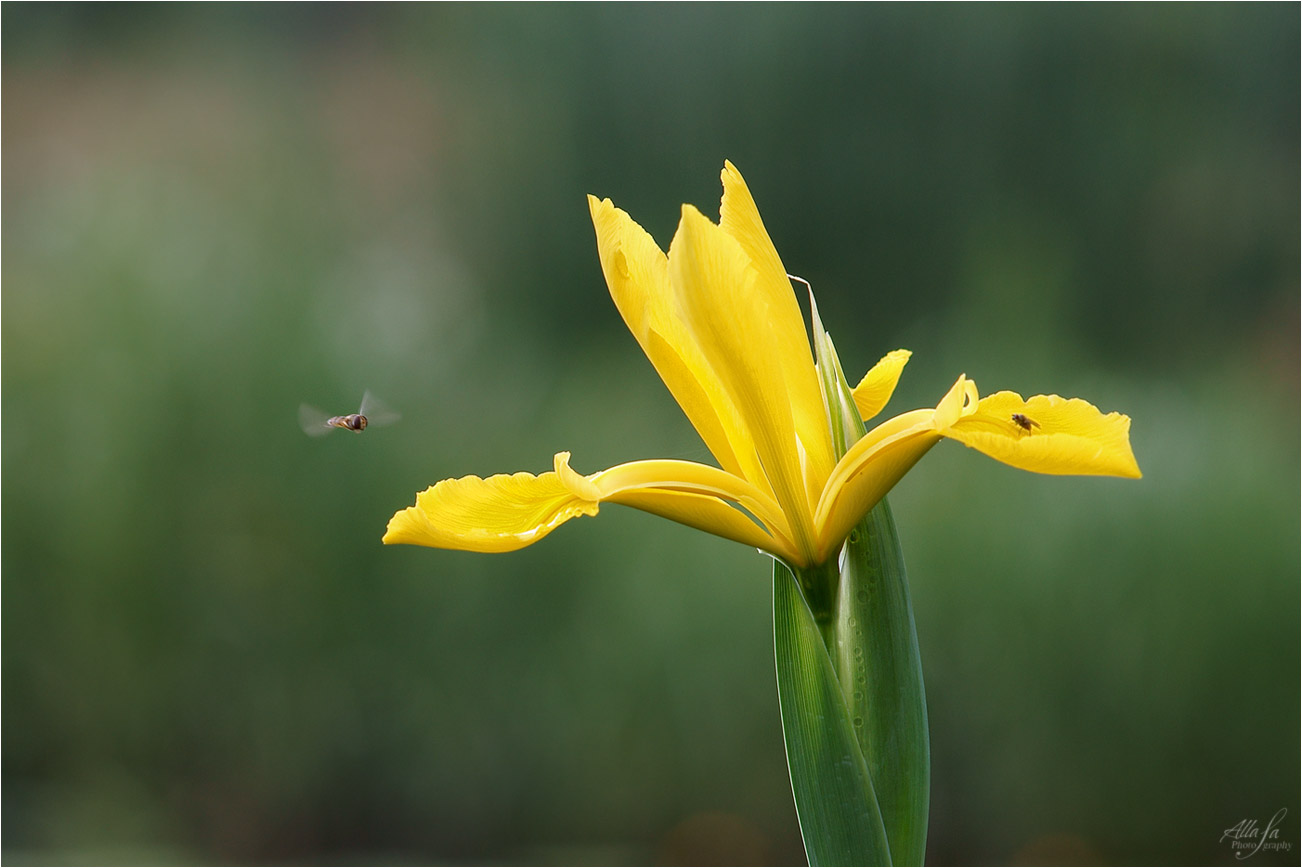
[358, 390, 401, 428]
[299, 403, 335, 437]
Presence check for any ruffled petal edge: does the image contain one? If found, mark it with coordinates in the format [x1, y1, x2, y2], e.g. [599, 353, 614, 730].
[943, 389, 1142, 479]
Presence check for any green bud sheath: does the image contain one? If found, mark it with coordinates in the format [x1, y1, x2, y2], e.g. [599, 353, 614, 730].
[773, 294, 930, 866]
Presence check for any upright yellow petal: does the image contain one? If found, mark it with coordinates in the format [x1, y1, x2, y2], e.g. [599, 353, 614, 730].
[588, 195, 770, 495]
[944, 390, 1142, 478]
[852, 349, 913, 421]
[718, 161, 790, 301]
[669, 204, 820, 562]
[717, 162, 835, 504]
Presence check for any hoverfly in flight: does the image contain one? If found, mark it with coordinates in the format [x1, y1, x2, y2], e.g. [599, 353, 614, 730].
[299, 390, 400, 437]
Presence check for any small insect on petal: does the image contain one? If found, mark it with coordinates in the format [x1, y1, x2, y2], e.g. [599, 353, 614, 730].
[1011, 413, 1040, 433]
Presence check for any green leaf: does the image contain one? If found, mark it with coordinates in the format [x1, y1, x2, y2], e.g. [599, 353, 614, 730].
[834, 499, 930, 866]
[804, 296, 931, 865]
[774, 557, 892, 866]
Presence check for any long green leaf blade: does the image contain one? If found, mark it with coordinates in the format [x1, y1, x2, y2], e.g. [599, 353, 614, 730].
[835, 499, 930, 866]
[803, 286, 930, 864]
[808, 294, 930, 864]
[774, 558, 892, 866]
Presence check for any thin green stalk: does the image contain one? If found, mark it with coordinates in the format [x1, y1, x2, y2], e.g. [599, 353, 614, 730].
[770, 290, 931, 865]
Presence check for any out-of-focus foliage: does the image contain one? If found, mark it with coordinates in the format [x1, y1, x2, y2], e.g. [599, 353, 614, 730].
[3, 5, 1297, 864]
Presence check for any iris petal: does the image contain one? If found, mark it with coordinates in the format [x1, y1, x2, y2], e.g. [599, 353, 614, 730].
[944, 390, 1142, 478]
[852, 350, 912, 421]
[588, 195, 770, 495]
[669, 204, 820, 562]
[385, 452, 798, 562]
[813, 409, 941, 562]
[718, 162, 835, 506]
[382, 466, 599, 553]
[605, 489, 785, 554]
[592, 458, 791, 543]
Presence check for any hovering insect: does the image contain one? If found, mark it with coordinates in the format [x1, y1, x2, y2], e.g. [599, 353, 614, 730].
[1011, 412, 1041, 433]
[299, 390, 400, 437]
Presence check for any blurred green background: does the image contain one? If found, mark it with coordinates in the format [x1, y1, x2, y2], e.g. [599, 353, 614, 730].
[3, 5, 1298, 865]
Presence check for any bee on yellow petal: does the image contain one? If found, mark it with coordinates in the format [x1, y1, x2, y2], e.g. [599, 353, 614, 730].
[1010, 413, 1040, 434]
[299, 390, 400, 437]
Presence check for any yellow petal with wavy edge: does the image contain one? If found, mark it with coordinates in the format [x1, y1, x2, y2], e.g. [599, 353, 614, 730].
[588, 196, 769, 493]
[944, 391, 1142, 478]
[382, 467, 599, 553]
[852, 349, 913, 421]
[718, 162, 835, 506]
[669, 204, 820, 563]
[813, 409, 942, 562]
[385, 452, 799, 561]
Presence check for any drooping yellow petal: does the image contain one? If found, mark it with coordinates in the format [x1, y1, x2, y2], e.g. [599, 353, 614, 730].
[384, 451, 799, 561]
[668, 204, 820, 563]
[717, 162, 835, 506]
[588, 195, 769, 494]
[605, 488, 788, 557]
[587, 456, 796, 560]
[943, 390, 1142, 478]
[812, 375, 972, 560]
[813, 409, 942, 562]
[383, 462, 599, 553]
[592, 458, 791, 544]
[852, 349, 912, 421]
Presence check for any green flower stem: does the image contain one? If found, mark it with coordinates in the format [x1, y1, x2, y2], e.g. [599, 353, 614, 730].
[827, 498, 930, 866]
[774, 557, 892, 866]
[779, 500, 930, 867]
[795, 557, 840, 647]
[772, 292, 930, 865]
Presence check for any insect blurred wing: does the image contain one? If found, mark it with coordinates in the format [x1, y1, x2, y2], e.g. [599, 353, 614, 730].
[358, 390, 401, 428]
[299, 403, 335, 437]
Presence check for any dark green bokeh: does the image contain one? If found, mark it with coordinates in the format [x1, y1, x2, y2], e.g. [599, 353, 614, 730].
[4, 5, 1297, 864]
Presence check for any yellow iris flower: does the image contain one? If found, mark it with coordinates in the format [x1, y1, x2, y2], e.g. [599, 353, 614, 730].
[384, 162, 1140, 569]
